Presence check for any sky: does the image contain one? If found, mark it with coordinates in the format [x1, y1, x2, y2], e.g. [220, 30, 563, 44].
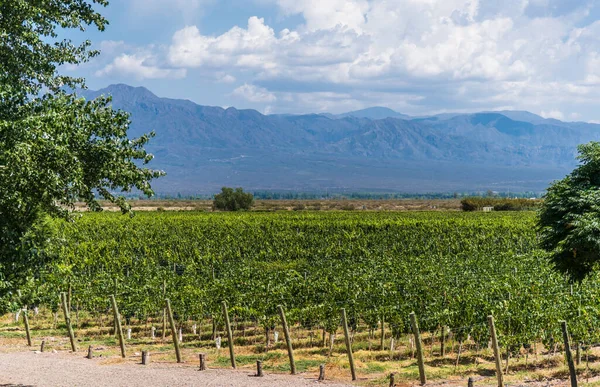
[64, 0, 600, 121]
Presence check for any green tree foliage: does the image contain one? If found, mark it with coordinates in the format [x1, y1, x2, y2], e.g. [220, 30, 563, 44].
[539, 142, 600, 281]
[0, 1, 163, 301]
[213, 187, 254, 211]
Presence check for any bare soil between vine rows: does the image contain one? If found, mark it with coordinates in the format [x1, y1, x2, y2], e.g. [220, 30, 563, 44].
[0, 348, 585, 387]
[0, 349, 353, 387]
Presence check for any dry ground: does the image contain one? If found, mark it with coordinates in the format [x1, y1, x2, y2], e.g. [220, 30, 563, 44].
[74, 199, 462, 212]
[0, 349, 353, 387]
[0, 312, 597, 387]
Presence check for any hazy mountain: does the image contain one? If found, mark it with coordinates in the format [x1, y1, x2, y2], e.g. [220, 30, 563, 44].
[77, 84, 600, 194]
[333, 107, 411, 120]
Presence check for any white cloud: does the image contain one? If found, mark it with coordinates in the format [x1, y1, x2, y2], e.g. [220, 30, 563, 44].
[232, 84, 277, 103]
[96, 53, 187, 80]
[95, 1, 600, 116]
[273, 0, 370, 31]
[217, 74, 237, 83]
[541, 110, 565, 120]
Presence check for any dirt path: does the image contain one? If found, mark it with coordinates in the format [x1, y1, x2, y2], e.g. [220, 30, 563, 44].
[0, 351, 354, 387]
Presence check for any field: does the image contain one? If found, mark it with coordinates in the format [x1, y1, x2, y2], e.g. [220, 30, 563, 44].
[3, 211, 600, 385]
[74, 198, 463, 212]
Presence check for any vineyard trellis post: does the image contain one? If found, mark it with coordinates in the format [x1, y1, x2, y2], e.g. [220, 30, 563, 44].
[165, 298, 182, 363]
[487, 315, 503, 387]
[17, 291, 31, 347]
[440, 325, 446, 356]
[23, 310, 32, 347]
[110, 295, 126, 358]
[341, 308, 357, 381]
[410, 312, 426, 386]
[278, 305, 296, 375]
[60, 292, 77, 352]
[561, 321, 577, 387]
[222, 301, 236, 369]
[162, 280, 166, 340]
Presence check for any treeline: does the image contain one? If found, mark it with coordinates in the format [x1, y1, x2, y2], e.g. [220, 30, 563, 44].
[461, 197, 542, 211]
[119, 190, 544, 201]
[148, 191, 542, 201]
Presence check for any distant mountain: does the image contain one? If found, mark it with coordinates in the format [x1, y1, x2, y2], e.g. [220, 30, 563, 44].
[77, 84, 600, 194]
[333, 107, 411, 120]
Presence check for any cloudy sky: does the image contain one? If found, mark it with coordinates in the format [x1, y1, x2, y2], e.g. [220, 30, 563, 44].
[67, 0, 600, 121]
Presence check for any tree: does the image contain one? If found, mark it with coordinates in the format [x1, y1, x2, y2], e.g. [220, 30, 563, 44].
[539, 142, 600, 281]
[0, 1, 163, 302]
[213, 187, 254, 211]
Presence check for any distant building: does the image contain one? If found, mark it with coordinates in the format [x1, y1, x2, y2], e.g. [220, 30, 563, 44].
[483, 206, 494, 212]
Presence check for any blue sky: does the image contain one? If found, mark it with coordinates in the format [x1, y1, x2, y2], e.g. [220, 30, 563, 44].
[65, 0, 600, 121]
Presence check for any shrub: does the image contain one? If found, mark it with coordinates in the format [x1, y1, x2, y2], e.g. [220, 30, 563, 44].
[461, 197, 541, 212]
[213, 187, 254, 211]
[292, 204, 306, 211]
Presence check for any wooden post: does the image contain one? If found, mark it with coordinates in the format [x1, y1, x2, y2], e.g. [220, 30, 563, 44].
[40, 340, 45, 353]
[67, 282, 72, 313]
[17, 289, 31, 347]
[87, 345, 93, 359]
[380, 314, 385, 350]
[162, 280, 167, 340]
[341, 308, 357, 381]
[23, 310, 32, 347]
[278, 305, 296, 375]
[110, 295, 126, 358]
[113, 279, 118, 336]
[222, 301, 236, 369]
[318, 364, 325, 381]
[256, 360, 264, 377]
[389, 373, 396, 387]
[409, 312, 427, 385]
[441, 326, 446, 356]
[142, 350, 150, 365]
[165, 299, 182, 363]
[199, 353, 207, 371]
[468, 377, 474, 387]
[561, 321, 578, 387]
[410, 312, 426, 386]
[487, 315, 503, 387]
[60, 292, 77, 352]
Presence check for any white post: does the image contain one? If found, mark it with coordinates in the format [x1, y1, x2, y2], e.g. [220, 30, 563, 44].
[151, 326, 156, 339]
[127, 328, 132, 340]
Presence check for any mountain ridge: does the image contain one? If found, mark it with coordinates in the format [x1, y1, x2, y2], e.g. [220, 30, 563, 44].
[77, 84, 600, 194]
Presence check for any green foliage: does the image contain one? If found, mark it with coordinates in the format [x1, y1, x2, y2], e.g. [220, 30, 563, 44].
[0, 0, 163, 304]
[21, 211, 600, 349]
[461, 197, 541, 211]
[213, 187, 254, 211]
[539, 142, 600, 281]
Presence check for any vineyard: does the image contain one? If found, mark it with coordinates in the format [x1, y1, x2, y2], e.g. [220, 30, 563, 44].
[4, 211, 600, 385]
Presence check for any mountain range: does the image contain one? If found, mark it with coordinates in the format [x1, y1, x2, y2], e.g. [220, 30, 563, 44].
[78, 84, 600, 194]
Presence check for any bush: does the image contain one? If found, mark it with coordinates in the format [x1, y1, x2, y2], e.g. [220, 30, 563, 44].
[292, 204, 306, 211]
[213, 187, 254, 211]
[461, 197, 541, 212]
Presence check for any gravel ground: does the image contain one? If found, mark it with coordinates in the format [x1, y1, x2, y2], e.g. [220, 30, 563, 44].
[0, 351, 354, 387]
